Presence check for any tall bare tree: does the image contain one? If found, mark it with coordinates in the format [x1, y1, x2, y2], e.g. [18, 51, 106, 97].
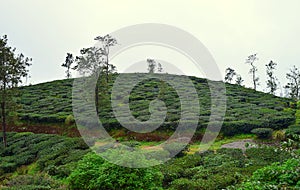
[94, 35, 117, 83]
[73, 35, 117, 114]
[246, 53, 259, 90]
[285, 65, 300, 100]
[266, 60, 278, 95]
[0, 35, 32, 147]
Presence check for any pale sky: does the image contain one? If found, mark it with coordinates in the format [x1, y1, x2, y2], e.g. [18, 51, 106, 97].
[1, 0, 300, 95]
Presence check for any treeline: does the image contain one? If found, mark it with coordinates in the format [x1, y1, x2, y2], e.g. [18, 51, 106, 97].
[224, 53, 300, 100]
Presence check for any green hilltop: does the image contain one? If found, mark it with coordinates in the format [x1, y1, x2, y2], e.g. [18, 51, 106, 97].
[15, 73, 295, 137]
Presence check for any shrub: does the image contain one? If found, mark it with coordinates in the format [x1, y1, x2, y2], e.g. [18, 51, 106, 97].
[65, 115, 75, 126]
[221, 120, 263, 136]
[272, 130, 286, 141]
[169, 178, 199, 190]
[68, 152, 163, 190]
[234, 158, 300, 189]
[251, 128, 273, 139]
[245, 148, 292, 165]
[286, 125, 300, 136]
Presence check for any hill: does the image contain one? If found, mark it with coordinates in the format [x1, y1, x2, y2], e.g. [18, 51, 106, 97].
[14, 73, 296, 137]
[0, 132, 298, 189]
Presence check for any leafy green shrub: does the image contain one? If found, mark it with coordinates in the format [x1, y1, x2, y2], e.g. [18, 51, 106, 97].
[245, 148, 292, 165]
[160, 154, 202, 184]
[65, 114, 75, 126]
[169, 178, 199, 190]
[251, 128, 273, 139]
[221, 120, 263, 136]
[286, 125, 300, 136]
[68, 152, 163, 190]
[272, 130, 286, 141]
[234, 158, 300, 189]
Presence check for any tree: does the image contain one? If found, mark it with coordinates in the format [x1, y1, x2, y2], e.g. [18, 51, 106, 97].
[246, 53, 259, 90]
[147, 59, 156, 73]
[61, 53, 74, 79]
[235, 74, 244, 86]
[224, 67, 236, 83]
[73, 35, 117, 114]
[285, 65, 300, 100]
[0, 35, 32, 147]
[265, 60, 278, 95]
[94, 35, 117, 83]
[157, 62, 163, 73]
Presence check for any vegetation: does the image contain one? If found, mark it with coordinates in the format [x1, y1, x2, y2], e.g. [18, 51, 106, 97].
[285, 65, 300, 100]
[68, 152, 163, 190]
[61, 53, 74, 79]
[1, 131, 299, 189]
[245, 53, 259, 90]
[1, 34, 300, 189]
[13, 74, 295, 138]
[266, 60, 278, 95]
[0, 35, 32, 147]
[251, 128, 273, 139]
[224, 67, 236, 83]
[232, 158, 300, 189]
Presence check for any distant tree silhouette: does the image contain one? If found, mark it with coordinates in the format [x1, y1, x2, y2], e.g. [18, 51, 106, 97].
[224, 67, 236, 83]
[157, 62, 163, 73]
[285, 65, 300, 100]
[147, 59, 163, 73]
[266, 60, 278, 95]
[147, 59, 156, 73]
[235, 74, 244, 86]
[61, 53, 74, 79]
[246, 53, 259, 90]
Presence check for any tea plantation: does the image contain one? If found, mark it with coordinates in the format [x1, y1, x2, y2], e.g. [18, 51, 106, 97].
[16, 73, 295, 136]
[1, 74, 299, 189]
[1, 132, 299, 189]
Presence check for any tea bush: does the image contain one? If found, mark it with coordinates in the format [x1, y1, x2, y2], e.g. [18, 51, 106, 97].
[251, 128, 273, 139]
[233, 158, 300, 189]
[0, 132, 90, 178]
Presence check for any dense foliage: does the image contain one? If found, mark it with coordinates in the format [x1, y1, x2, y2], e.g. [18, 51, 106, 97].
[15, 74, 295, 136]
[0, 132, 299, 189]
[251, 128, 273, 139]
[232, 158, 300, 189]
[68, 152, 163, 190]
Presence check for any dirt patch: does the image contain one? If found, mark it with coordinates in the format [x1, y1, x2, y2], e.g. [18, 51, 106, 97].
[221, 139, 256, 152]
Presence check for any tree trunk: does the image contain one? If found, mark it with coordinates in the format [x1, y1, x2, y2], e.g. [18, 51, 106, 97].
[106, 55, 109, 83]
[95, 85, 99, 115]
[252, 64, 256, 90]
[1, 100, 7, 148]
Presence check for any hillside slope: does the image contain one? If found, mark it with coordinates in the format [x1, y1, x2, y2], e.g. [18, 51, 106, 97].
[15, 74, 295, 135]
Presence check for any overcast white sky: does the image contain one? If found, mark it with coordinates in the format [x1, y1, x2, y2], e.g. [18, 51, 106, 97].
[1, 0, 299, 94]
